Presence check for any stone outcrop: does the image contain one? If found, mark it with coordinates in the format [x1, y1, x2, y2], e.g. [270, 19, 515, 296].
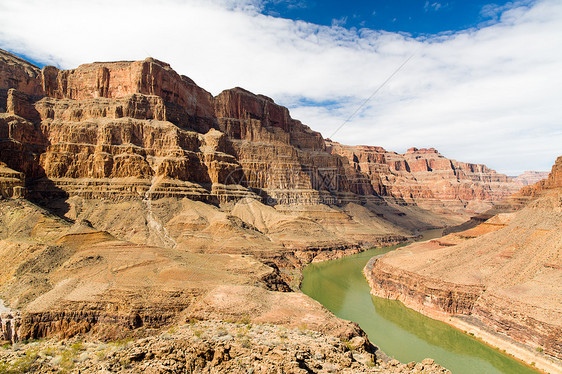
[365, 156, 562, 367]
[0, 320, 451, 374]
[0, 163, 26, 198]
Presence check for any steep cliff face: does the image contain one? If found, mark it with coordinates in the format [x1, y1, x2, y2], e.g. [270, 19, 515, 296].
[365, 156, 562, 365]
[328, 142, 520, 218]
[0, 48, 521, 218]
[0, 49, 430, 347]
[0, 51, 43, 113]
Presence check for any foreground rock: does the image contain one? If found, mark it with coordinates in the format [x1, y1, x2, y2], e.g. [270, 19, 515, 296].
[0, 320, 450, 374]
[365, 156, 562, 373]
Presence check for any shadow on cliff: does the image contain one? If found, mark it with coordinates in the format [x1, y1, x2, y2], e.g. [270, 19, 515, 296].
[26, 175, 72, 223]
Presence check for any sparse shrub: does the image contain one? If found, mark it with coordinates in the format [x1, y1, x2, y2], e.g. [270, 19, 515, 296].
[42, 346, 57, 357]
[216, 327, 228, 337]
[9, 347, 39, 373]
[536, 347, 543, 353]
[240, 338, 251, 349]
[119, 357, 131, 369]
[239, 315, 251, 325]
[236, 327, 247, 338]
[109, 337, 133, 348]
[59, 349, 77, 370]
[70, 341, 85, 352]
[96, 350, 107, 361]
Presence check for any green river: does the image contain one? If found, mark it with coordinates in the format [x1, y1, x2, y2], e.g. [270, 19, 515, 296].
[300, 229, 539, 374]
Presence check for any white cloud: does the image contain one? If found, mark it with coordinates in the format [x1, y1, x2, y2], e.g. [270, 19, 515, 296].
[425, 2, 443, 12]
[0, 0, 560, 175]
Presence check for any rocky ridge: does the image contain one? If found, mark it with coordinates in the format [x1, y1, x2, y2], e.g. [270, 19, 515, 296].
[0, 320, 450, 374]
[0, 49, 519, 221]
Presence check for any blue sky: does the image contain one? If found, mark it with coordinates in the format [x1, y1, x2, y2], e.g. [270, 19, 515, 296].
[261, 0, 517, 35]
[0, 0, 560, 175]
[9, 0, 519, 69]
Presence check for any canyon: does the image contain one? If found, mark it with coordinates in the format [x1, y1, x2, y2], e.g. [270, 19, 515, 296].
[365, 156, 562, 373]
[0, 47, 549, 373]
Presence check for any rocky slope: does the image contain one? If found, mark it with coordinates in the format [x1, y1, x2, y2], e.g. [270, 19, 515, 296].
[365, 156, 562, 372]
[0, 48, 464, 371]
[0, 320, 450, 374]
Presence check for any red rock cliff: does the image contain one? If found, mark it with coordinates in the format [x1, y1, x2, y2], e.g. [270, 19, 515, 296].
[0, 48, 521, 221]
[327, 142, 520, 218]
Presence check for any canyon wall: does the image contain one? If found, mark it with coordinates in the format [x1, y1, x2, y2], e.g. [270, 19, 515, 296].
[365, 156, 562, 364]
[327, 142, 520, 219]
[0, 48, 539, 360]
[0, 48, 521, 219]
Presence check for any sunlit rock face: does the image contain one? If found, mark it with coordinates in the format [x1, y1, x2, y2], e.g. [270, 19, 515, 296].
[0, 48, 520, 215]
[326, 142, 521, 218]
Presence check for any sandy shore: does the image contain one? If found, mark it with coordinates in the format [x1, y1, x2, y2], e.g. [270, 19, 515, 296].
[443, 316, 562, 374]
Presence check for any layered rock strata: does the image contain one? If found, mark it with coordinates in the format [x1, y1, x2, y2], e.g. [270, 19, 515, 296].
[0, 48, 520, 225]
[0, 198, 376, 343]
[365, 156, 562, 370]
[0, 48, 530, 372]
[327, 142, 520, 219]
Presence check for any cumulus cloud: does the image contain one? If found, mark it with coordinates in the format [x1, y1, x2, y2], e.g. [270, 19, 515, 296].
[0, 0, 560, 174]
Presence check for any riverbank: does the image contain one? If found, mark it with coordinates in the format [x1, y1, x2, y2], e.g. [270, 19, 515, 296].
[363, 257, 562, 374]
